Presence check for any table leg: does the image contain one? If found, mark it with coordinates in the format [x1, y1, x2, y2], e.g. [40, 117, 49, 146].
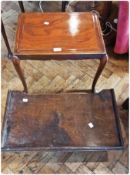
[18, 1, 25, 13]
[62, 1, 68, 12]
[92, 55, 108, 93]
[12, 56, 28, 93]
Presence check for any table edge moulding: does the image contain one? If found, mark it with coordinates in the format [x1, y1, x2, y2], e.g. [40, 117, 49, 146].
[14, 12, 106, 57]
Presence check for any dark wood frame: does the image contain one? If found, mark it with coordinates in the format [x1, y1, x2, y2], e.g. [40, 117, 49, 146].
[62, 1, 68, 12]
[18, 1, 25, 13]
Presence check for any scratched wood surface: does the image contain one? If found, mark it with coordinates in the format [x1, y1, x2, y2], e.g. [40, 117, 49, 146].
[1, 1, 128, 174]
[2, 90, 123, 151]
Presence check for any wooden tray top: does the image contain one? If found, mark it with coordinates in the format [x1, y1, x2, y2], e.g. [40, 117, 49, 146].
[2, 89, 123, 151]
[14, 12, 106, 59]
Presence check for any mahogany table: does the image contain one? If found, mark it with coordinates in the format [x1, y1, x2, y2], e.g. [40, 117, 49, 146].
[1, 12, 123, 151]
[2, 12, 108, 93]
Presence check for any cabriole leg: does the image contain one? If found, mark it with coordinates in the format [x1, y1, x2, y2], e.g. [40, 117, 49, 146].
[92, 55, 108, 93]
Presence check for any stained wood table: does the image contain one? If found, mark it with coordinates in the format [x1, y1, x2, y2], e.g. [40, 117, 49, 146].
[2, 12, 108, 93]
[1, 12, 123, 151]
[2, 90, 123, 151]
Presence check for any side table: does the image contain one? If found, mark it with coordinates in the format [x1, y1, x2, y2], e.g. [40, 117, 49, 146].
[2, 12, 108, 93]
[1, 12, 123, 151]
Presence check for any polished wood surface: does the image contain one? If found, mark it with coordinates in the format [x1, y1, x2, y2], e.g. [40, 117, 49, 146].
[14, 12, 106, 58]
[2, 89, 123, 151]
[13, 12, 108, 92]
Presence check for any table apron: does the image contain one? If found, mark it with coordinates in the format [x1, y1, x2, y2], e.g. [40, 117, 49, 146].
[16, 54, 107, 60]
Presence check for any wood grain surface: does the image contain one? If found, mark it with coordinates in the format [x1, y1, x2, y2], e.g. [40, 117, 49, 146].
[2, 89, 123, 151]
[14, 12, 106, 59]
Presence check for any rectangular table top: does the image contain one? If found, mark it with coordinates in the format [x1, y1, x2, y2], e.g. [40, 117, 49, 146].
[2, 90, 123, 151]
[14, 12, 106, 59]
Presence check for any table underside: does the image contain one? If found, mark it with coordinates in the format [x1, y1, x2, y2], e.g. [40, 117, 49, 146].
[2, 89, 123, 151]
